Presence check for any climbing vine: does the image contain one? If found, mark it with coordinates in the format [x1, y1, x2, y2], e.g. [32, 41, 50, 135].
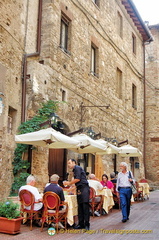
[11, 100, 59, 195]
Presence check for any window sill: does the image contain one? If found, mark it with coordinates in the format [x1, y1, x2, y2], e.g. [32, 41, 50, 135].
[90, 71, 99, 78]
[92, 1, 100, 10]
[132, 106, 137, 110]
[59, 46, 71, 56]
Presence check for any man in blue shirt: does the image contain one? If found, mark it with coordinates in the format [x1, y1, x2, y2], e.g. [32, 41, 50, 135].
[64, 159, 90, 230]
[44, 174, 65, 209]
[44, 174, 66, 229]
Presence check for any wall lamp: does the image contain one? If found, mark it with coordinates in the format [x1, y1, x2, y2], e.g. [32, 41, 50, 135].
[105, 137, 118, 146]
[39, 112, 64, 132]
[80, 102, 110, 127]
[67, 126, 101, 139]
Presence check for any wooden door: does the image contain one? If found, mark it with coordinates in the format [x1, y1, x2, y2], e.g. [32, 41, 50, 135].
[48, 149, 66, 186]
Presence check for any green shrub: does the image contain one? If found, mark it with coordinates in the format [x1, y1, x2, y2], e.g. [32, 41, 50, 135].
[0, 200, 20, 219]
[11, 100, 60, 195]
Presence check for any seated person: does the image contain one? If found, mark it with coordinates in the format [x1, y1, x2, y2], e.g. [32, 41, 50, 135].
[43, 174, 66, 229]
[88, 173, 103, 216]
[44, 174, 65, 202]
[109, 173, 119, 208]
[110, 172, 117, 183]
[45, 182, 50, 188]
[86, 172, 90, 180]
[100, 174, 114, 192]
[19, 175, 43, 211]
[88, 174, 103, 192]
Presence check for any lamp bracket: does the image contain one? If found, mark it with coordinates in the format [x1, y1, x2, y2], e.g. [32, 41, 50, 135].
[80, 102, 110, 127]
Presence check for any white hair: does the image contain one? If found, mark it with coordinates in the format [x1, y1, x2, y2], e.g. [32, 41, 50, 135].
[89, 174, 95, 179]
[120, 162, 128, 170]
[50, 174, 60, 182]
[26, 175, 35, 184]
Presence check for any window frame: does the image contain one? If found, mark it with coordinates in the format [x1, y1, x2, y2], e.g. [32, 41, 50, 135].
[91, 45, 96, 74]
[90, 44, 99, 77]
[116, 68, 122, 99]
[132, 33, 136, 55]
[117, 11, 123, 38]
[60, 14, 71, 54]
[92, 0, 100, 7]
[7, 106, 17, 134]
[132, 83, 137, 109]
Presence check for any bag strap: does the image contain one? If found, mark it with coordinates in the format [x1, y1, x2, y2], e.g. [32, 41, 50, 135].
[129, 171, 133, 184]
[129, 171, 132, 178]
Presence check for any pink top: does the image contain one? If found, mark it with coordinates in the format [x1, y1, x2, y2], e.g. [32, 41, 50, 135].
[100, 180, 114, 189]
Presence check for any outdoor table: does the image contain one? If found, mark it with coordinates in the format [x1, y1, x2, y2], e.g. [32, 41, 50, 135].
[138, 182, 150, 199]
[64, 194, 78, 226]
[97, 188, 114, 213]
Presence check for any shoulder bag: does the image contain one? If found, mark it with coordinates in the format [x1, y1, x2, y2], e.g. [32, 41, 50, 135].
[129, 171, 137, 194]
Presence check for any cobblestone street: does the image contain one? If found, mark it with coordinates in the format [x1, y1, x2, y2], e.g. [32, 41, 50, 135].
[0, 190, 158, 240]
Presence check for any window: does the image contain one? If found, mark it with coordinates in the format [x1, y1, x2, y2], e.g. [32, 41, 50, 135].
[92, 0, 100, 7]
[91, 46, 96, 74]
[8, 115, 12, 134]
[117, 11, 123, 38]
[116, 68, 122, 99]
[91, 44, 98, 76]
[62, 89, 66, 101]
[135, 162, 139, 169]
[8, 106, 17, 134]
[60, 15, 71, 54]
[132, 84, 137, 109]
[132, 33, 136, 54]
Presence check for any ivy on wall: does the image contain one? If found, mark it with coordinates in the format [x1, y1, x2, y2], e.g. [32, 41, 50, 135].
[11, 100, 59, 195]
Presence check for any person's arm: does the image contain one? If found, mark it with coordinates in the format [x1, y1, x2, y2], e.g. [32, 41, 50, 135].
[64, 178, 80, 186]
[34, 188, 42, 202]
[116, 175, 120, 197]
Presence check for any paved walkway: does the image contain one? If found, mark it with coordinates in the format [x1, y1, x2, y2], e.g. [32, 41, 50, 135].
[0, 190, 159, 240]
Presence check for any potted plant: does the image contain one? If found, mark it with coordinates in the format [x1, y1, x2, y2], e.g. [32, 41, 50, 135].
[0, 200, 23, 234]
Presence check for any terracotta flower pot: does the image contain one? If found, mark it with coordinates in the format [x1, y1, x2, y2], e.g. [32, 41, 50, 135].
[0, 216, 23, 234]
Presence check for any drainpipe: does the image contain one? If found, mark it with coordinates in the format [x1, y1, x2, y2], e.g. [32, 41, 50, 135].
[143, 40, 146, 178]
[21, 0, 42, 122]
[143, 42, 146, 178]
[143, 37, 153, 178]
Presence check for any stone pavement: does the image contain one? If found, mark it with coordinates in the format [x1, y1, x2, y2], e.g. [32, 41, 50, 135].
[0, 190, 159, 240]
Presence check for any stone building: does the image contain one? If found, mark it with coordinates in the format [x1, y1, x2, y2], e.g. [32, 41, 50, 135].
[145, 24, 159, 184]
[0, 0, 152, 199]
[0, 0, 26, 199]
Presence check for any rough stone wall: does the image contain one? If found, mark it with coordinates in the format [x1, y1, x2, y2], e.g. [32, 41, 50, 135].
[25, 0, 145, 185]
[145, 25, 159, 182]
[0, 0, 27, 200]
[0, 0, 147, 199]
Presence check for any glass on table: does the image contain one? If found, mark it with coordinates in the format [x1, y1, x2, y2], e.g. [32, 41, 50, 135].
[63, 180, 69, 187]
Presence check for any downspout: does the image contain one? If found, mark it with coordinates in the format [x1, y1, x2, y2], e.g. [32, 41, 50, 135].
[21, 0, 42, 122]
[143, 41, 146, 178]
[143, 37, 153, 178]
